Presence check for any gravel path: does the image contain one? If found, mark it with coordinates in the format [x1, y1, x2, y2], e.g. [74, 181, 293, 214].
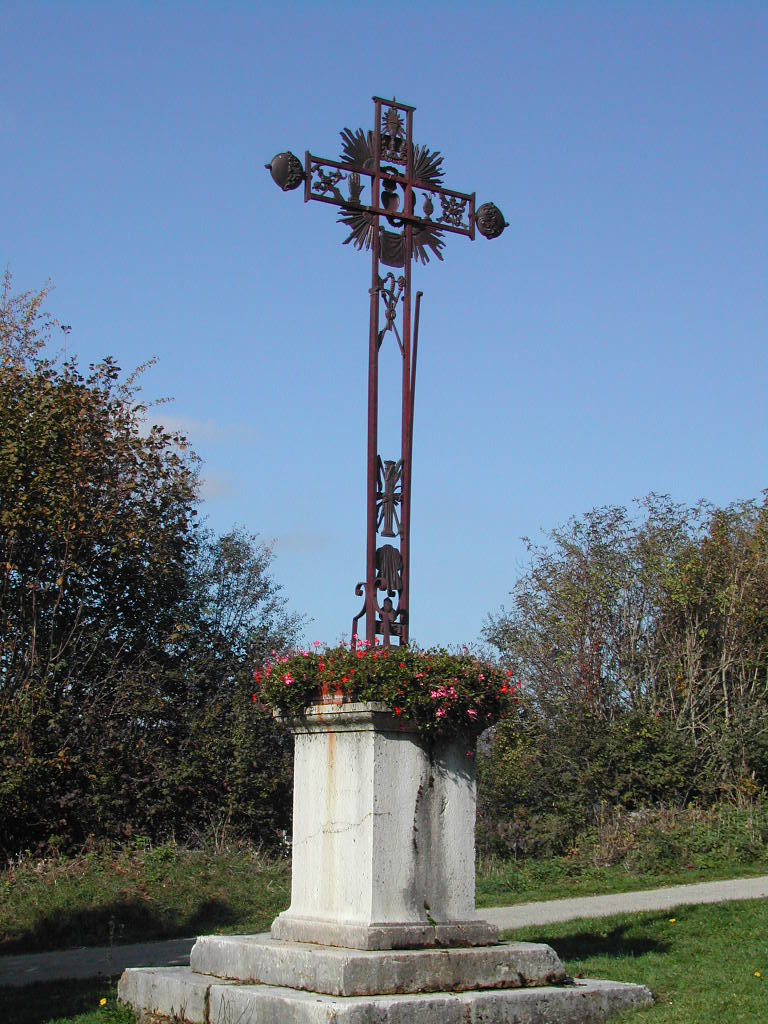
[2, 875, 766, 988]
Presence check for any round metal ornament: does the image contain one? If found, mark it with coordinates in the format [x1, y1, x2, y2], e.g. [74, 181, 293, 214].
[265, 152, 305, 191]
[475, 202, 508, 239]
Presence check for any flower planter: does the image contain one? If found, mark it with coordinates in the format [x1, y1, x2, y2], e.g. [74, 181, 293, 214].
[271, 702, 498, 950]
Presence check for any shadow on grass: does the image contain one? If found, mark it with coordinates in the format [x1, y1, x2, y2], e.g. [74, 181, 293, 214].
[522, 920, 669, 962]
[1, 897, 239, 956]
[0, 976, 122, 1024]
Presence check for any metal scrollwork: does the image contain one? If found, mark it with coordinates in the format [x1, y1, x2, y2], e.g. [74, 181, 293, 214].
[267, 95, 506, 650]
[376, 456, 403, 538]
[438, 193, 468, 228]
[377, 273, 405, 351]
[311, 164, 346, 199]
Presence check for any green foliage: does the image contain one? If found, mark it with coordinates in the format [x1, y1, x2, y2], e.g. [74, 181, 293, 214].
[481, 492, 768, 856]
[0, 842, 291, 954]
[256, 643, 519, 744]
[0, 277, 300, 857]
[477, 704, 700, 859]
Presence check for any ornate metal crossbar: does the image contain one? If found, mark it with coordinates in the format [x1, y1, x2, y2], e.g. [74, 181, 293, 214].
[267, 96, 506, 648]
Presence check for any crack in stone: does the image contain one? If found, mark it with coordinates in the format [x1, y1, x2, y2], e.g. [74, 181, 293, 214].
[296, 810, 388, 842]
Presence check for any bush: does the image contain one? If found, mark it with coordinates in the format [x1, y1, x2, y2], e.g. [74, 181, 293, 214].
[477, 705, 702, 859]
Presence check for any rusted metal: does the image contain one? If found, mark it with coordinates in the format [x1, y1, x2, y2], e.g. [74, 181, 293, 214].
[267, 97, 506, 648]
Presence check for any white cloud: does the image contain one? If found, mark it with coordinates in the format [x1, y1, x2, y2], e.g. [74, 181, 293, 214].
[198, 473, 235, 500]
[147, 413, 259, 444]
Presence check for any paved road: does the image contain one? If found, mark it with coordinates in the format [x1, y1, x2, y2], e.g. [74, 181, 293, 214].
[482, 874, 768, 930]
[2, 875, 766, 988]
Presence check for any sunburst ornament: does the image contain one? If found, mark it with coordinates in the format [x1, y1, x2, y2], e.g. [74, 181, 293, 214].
[384, 107, 404, 138]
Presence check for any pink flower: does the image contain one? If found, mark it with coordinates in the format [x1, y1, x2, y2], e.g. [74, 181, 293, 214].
[283, 674, 294, 686]
[466, 708, 478, 719]
[478, 673, 485, 681]
[313, 641, 321, 648]
[436, 708, 446, 718]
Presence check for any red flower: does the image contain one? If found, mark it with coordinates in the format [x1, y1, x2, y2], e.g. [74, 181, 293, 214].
[251, 694, 258, 703]
[394, 708, 402, 716]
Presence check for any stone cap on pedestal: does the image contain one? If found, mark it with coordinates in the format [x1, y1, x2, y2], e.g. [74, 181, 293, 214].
[277, 701, 419, 734]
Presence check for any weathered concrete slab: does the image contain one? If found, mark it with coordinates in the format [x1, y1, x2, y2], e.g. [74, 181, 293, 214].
[190, 933, 566, 995]
[206, 976, 653, 1024]
[118, 966, 229, 1024]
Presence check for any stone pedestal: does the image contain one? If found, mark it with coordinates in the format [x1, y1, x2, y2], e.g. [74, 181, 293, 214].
[119, 701, 653, 1023]
[271, 702, 497, 949]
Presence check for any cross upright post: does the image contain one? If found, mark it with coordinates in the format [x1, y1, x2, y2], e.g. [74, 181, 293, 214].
[267, 96, 507, 649]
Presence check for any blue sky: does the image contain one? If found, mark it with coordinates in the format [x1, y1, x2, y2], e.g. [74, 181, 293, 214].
[3, 2, 766, 648]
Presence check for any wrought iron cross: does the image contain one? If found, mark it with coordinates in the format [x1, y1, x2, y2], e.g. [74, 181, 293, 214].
[267, 96, 506, 649]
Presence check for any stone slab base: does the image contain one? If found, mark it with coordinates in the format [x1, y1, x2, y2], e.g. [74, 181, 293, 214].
[271, 913, 498, 950]
[190, 934, 566, 995]
[119, 967, 653, 1024]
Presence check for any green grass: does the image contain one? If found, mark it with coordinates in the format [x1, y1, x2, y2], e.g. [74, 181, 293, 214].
[6, 901, 765, 1024]
[504, 899, 767, 1024]
[2, 830, 766, 957]
[477, 802, 768, 907]
[0, 843, 290, 955]
[475, 855, 768, 907]
[0, 977, 131, 1024]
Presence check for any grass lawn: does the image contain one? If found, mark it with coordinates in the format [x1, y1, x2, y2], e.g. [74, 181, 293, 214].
[4, 899, 765, 1024]
[506, 899, 767, 1024]
[475, 856, 768, 908]
[2, 841, 766, 956]
[0, 845, 291, 955]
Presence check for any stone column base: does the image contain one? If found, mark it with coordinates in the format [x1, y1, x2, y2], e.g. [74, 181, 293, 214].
[270, 913, 499, 950]
[119, 960, 653, 1024]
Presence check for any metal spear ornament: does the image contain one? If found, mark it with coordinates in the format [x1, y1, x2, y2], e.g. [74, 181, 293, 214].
[267, 96, 507, 649]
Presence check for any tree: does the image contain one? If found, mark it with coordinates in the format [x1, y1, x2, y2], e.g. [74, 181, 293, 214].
[0, 277, 302, 856]
[482, 492, 768, 837]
